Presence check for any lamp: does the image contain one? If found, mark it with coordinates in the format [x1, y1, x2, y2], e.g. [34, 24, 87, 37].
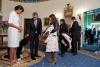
[76, 8, 86, 21]
[55, 12, 63, 20]
[77, 14, 81, 21]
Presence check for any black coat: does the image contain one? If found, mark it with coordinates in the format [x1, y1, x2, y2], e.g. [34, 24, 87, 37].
[70, 21, 81, 37]
[28, 18, 42, 37]
[59, 23, 68, 34]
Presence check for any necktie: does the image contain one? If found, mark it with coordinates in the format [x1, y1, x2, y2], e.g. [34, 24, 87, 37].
[34, 20, 37, 28]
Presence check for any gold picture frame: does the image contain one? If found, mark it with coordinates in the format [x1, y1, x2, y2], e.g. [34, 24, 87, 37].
[64, 3, 73, 18]
[44, 17, 49, 26]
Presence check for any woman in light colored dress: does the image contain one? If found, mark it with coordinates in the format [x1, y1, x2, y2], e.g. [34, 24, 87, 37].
[45, 14, 59, 64]
[8, 5, 24, 64]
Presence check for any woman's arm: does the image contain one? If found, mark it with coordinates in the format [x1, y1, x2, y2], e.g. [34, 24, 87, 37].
[8, 23, 18, 29]
[8, 23, 22, 32]
[8, 12, 22, 31]
[50, 22, 59, 33]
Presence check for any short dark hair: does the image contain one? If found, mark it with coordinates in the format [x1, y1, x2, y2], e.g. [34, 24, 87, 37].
[60, 19, 65, 23]
[71, 16, 76, 20]
[32, 12, 38, 16]
[49, 14, 57, 23]
[60, 19, 65, 22]
[14, 5, 24, 12]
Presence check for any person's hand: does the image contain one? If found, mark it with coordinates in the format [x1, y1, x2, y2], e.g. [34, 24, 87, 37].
[20, 26, 23, 32]
[18, 26, 23, 32]
[25, 34, 29, 38]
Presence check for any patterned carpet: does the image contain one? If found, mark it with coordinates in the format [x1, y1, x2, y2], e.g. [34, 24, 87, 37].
[0, 49, 100, 67]
[29, 51, 100, 67]
[0, 50, 45, 67]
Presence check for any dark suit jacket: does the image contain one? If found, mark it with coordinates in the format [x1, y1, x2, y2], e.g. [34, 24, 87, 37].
[59, 23, 68, 34]
[28, 18, 42, 38]
[70, 21, 80, 37]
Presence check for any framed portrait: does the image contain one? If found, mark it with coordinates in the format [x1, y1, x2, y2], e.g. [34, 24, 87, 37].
[44, 17, 49, 26]
[64, 3, 73, 18]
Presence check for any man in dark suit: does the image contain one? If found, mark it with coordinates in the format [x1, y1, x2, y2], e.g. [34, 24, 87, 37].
[27, 12, 42, 60]
[70, 16, 80, 55]
[77, 25, 81, 50]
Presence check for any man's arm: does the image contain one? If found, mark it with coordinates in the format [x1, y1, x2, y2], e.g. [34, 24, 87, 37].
[39, 18, 42, 35]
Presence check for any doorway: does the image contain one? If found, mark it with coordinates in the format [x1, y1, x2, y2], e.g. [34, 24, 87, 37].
[82, 8, 100, 51]
[24, 18, 31, 38]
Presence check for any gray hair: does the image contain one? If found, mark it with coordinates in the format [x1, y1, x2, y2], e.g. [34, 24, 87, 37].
[32, 12, 38, 16]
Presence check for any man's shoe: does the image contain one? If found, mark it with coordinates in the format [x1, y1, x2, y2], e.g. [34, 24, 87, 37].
[2, 55, 9, 61]
[31, 57, 36, 60]
[73, 52, 77, 56]
[17, 56, 20, 59]
[4, 55, 9, 59]
[35, 55, 41, 57]
[59, 53, 64, 57]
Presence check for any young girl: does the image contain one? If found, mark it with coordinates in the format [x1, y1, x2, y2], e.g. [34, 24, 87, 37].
[59, 19, 72, 57]
[45, 14, 59, 64]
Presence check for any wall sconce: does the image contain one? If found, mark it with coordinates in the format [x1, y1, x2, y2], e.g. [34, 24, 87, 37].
[76, 8, 87, 21]
[77, 14, 82, 21]
[55, 12, 63, 20]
